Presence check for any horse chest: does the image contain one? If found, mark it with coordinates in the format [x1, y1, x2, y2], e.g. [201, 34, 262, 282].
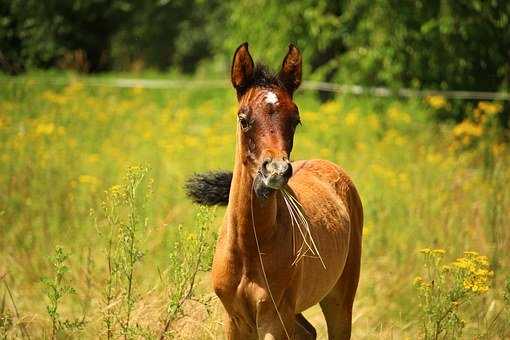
[212, 235, 283, 324]
[213, 254, 269, 330]
[212, 246, 263, 302]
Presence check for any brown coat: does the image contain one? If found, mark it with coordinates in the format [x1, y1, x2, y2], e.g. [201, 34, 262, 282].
[206, 43, 363, 340]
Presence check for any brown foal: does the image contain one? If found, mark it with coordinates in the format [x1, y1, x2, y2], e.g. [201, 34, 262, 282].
[186, 43, 363, 340]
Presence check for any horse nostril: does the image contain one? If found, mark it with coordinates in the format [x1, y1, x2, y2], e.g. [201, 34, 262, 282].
[261, 158, 272, 173]
[281, 161, 292, 178]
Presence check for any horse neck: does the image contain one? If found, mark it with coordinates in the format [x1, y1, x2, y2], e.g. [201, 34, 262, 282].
[226, 128, 279, 248]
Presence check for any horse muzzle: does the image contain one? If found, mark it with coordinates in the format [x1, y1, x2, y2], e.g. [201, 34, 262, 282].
[260, 158, 293, 190]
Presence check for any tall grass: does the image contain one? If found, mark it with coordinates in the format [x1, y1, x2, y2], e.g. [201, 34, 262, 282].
[42, 246, 85, 338]
[0, 74, 508, 338]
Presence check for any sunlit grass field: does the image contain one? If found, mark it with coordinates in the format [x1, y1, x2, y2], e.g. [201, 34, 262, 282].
[1, 73, 509, 339]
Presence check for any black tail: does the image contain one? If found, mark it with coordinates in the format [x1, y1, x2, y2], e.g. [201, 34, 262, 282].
[184, 171, 233, 206]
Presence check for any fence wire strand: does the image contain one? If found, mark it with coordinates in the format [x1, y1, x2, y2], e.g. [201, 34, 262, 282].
[2, 76, 510, 101]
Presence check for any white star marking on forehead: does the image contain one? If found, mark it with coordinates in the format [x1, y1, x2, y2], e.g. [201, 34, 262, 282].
[265, 91, 279, 105]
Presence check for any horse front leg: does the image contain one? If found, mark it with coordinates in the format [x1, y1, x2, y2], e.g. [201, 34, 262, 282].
[256, 300, 295, 340]
[224, 315, 257, 340]
[294, 313, 317, 340]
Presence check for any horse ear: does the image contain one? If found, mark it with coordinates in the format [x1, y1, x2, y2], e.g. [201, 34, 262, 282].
[279, 44, 302, 96]
[231, 42, 254, 97]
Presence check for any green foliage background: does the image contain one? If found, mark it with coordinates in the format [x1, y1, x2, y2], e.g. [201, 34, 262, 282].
[1, 1, 510, 336]
[0, 76, 509, 338]
[2, 0, 509, 95]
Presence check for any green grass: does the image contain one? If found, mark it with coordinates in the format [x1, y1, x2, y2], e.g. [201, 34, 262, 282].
[0, 72, 509, 338]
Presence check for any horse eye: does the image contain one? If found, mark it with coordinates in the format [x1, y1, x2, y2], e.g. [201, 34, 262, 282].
[238, 115, 251, 131]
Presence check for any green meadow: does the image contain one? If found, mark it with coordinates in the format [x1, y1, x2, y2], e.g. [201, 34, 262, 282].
[0, 74, 509, 339]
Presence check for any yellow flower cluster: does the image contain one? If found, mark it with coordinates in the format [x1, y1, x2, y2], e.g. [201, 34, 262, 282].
[452, 100, 503, 148]
[320, 101, 342, 115]
[453, 120, 483, 138]
[107, 184, 128, 203]
[414, 248, 495, 337]
[78, 175, 100, 188]
[477, 101, 502, 116]
[387, 105, 411, 124]
[415, 249, 493, 295]
[35, 122, 56, 136]
[453, 251, 493, 294]
[371, 163, 410, 189]
[425, 95, 447, 109]
[344, 111, 358, 127]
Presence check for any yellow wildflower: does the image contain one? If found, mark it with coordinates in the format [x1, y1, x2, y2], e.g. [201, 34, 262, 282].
[383, 129, 406, 146]
[78, 175, 99, 188]
[108, 184, 127, 202]
[367, 115, 380, 130]
[477, 101, 502, 115]
[86, 154, 99, 164]
[63, 80, 84, 95]
[426, 152, 442, 165]
[35, 122, 55, 136]
[320, 101, 341, 115]
[41, 90, 67, 105]
[413, 276, 424, 286]
[441, 265, 451, 272]
[131, 86, 144, 95]
[492, 143, 506, 157]
[426, 95, 447, 109]
[453, 120, 483, 138]
[109, 184, 123, 195]
[0, 116, 7, 129]
[356, 142, 367, 152]
[387, 106, 411, 124]
[344, 111, 358, 127]
[432, 249, 446, 257]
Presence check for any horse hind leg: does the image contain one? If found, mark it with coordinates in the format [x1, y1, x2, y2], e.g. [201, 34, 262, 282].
[294, 313, 317, 340]
[319, 245, 360, 340]
[319, 175, 363, 340]
[320, 204, 362, 339]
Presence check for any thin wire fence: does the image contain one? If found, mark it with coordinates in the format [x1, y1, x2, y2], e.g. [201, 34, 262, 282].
[2, 76, 510, 101]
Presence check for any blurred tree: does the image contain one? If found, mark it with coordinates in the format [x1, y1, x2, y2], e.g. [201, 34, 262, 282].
[223, 0, 509, 122]
[338, 1, 510, 92]
[1, 0, 509, 121]
[221, 0, 344, 77]
[336, 0, 510, 121]
[0, 0, 129, 72]
[110, 0, 223, 73]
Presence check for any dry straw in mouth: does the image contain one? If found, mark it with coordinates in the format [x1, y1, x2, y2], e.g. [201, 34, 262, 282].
[281, 185, 326, 269]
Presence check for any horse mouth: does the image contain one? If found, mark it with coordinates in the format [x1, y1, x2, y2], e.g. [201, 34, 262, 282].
[254, 171, 290, 199]
[262, 173, 288, 189]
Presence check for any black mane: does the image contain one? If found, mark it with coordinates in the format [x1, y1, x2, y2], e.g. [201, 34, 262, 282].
[251, 62, 283, 88]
